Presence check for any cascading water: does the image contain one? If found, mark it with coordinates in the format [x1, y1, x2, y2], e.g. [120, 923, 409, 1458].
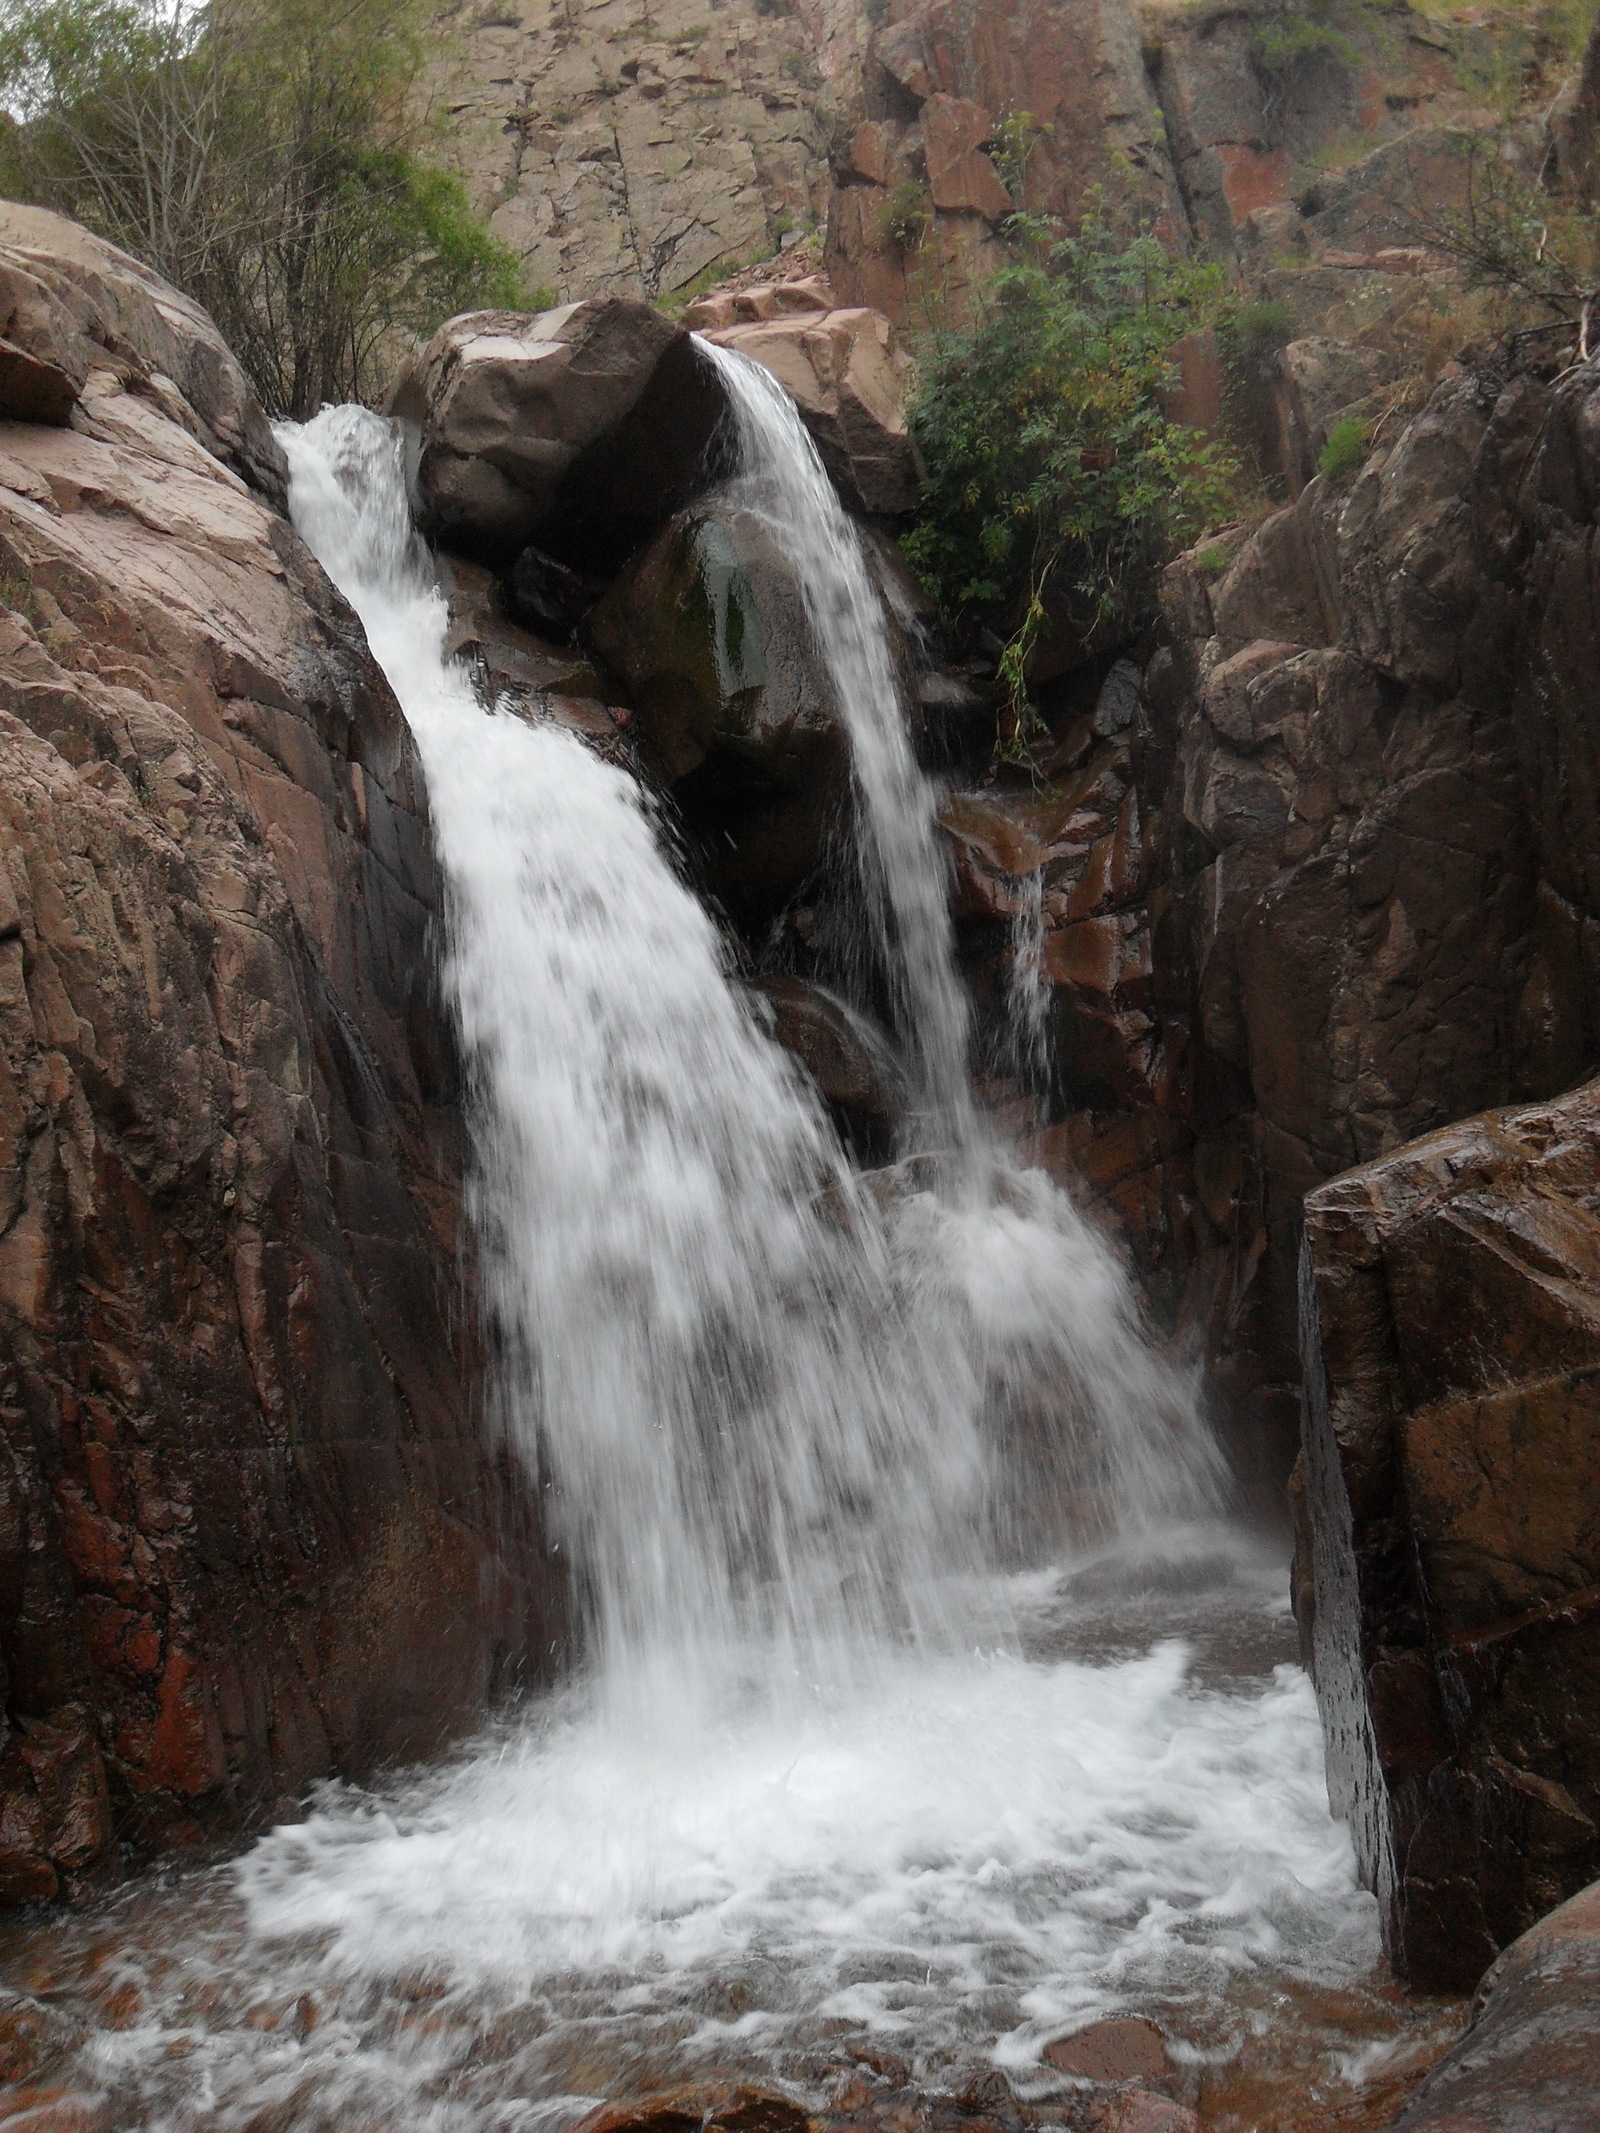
[0, 385, 1399, 2133]
[1007, 870, 1052, 1093]
[697, 343, 979, 1157]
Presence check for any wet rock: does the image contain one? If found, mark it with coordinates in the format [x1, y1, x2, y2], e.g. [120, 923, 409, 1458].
[0, 212, 552, 1892]
[440, 555, 619, 709]
[755, 977, 905, 1147]
[1299, 1079, 1600, 1992]
[506, 544, 598, 640]
[0, 1993, 75, 2083]
[574, 2090, 809, 2133]
[388, 297, 687, 561]
[702, 305, 917, 515]
[1043, 2017, 1171, 2089]
[585, 494, 860, 922]
[1384, 1875, 1600, 2129]
[0, 2089, 109, 2133]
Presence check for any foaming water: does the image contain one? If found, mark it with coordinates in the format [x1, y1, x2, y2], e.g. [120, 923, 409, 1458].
[4, 1535, 1394, 2132]
[0, 400, 1392, 2129]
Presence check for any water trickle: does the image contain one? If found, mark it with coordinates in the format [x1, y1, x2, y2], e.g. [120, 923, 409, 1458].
[1006, 869, 1052, 1093]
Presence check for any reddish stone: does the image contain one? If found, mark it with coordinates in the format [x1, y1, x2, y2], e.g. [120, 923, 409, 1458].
[1044, 2016, 1170, 2086]
[922, 95, 1012, 222]
[1213, 144, 1292, 223]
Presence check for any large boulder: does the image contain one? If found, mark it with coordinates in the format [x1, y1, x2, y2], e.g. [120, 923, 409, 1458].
[1298, 1079, 1600, 1992]
[1386, 1875, 1600, 2130]
[585, 493, 857, 923]
[700, 304, 919, 516]
[0, 199, 284, 498]
[0, 217, 552, 1898]
[388, 297, 712, 563]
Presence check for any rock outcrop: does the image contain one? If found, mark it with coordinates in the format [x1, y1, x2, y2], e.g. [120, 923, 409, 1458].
[0, 208, 552, 1900]
[697, 293, 919, 515]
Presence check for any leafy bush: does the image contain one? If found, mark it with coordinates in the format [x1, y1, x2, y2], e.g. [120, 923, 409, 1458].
[879, 179, 930, 254]
[902, 211, 1235, 725]
[0, 0, 526, 416]
[1318, 414, 1370, 481]
[1249, 0, 1381, 78]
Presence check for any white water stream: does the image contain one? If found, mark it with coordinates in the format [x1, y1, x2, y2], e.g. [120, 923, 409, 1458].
[0, 375, 1388, 2128]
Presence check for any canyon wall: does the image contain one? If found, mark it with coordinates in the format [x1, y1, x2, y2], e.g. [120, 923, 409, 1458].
[0, 208, 557, 1903]
[427, 0, 1490, 329]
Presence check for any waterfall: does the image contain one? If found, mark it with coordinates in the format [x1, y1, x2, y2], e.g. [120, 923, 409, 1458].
[699, 341, 981, 1157]
[279, 402, 1219, 1704]
[1008, 868, 1052, 1091]
[3, 400, 1374, 2133]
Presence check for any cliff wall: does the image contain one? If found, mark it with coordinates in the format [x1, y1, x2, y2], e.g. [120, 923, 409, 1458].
[0, 207, 556, 1903]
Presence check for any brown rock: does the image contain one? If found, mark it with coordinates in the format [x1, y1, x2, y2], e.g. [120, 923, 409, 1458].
[704, 305, 917, 514]
[0, 200, 283, 497]
[1044, 2016, 1170, 2087]
[921, 95, 1012, 222]
[388, 298, 685, 561]
[0, 213, 554, 1893]
[585, 495, 864, 922]
[1385, 1876, 1600, 2129]
[754, 977, 905, 1144]
[1300, 1081, 1600, 1992]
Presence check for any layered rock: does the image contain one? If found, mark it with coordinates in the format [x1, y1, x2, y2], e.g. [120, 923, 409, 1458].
[0, 209, 551, 1900]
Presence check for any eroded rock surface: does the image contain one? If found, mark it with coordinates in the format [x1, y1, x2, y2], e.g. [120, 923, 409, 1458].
[0, 209, 552, 1899]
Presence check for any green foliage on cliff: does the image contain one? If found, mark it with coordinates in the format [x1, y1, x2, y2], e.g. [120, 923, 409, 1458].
[902, 213, 1235, 725]
[1248, 0, 1383, 79]
[0, 0, 524, 416]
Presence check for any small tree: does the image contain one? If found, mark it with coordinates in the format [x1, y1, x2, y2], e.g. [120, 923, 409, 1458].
[0, 0, 525, 415]
[902, 210, 1236, 734]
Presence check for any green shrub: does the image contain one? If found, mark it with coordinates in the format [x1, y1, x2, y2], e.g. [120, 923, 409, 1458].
[879, 179, 930, 253]
[1249, 0, 1381, 78]
[1318, 414, 1370, 481]
[0, 0, 526, 417]
[903, 209, 1236, 733]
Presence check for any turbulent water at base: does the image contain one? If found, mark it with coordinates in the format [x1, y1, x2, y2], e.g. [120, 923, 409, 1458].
[0, 392, 1403, 2131]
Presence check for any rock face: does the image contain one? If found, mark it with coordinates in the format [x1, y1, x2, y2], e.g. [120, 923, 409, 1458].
[1299, 1083, 1600, 1994]
[0, 208, 551, 1899]
[424, 0, 834, 306]
[1386, 1875, 1600, 2129]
